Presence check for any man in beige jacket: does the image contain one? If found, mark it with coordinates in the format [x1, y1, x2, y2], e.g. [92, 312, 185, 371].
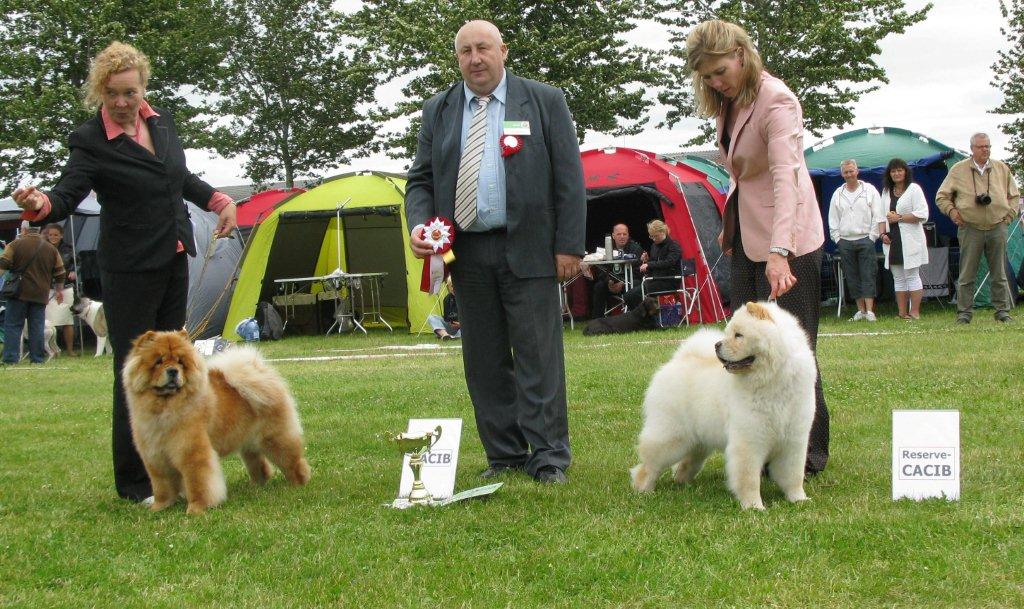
[936, 133, 1021, 323]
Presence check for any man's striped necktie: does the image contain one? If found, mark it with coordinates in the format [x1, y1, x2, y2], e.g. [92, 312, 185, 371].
[454, 95, 491, 230]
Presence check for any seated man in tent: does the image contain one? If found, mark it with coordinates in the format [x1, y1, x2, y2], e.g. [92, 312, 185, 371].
[427, 278, 461, 340]
[591, 223, 645, 318]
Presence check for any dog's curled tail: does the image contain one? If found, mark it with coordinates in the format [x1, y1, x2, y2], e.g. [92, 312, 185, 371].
[207, 346, 302, 430]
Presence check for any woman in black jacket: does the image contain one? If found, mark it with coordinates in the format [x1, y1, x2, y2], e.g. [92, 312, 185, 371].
[12, 42, 237, 503]
[624, 219, 682, 308]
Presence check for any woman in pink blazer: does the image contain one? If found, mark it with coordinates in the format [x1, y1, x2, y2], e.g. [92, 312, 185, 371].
[687, 20, 829, 475]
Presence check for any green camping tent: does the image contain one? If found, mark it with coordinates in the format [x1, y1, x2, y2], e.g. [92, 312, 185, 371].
[973, 216, 1024, 308]
[804, 126, 963, 170]
[223, 171, 436, 340]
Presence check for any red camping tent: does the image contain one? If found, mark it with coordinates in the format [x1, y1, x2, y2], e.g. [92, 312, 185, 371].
[236, 188, 305, 228]
[581, 147, 729, 324]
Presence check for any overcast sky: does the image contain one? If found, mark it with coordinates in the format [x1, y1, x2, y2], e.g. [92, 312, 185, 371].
[187, 0, 1017, 188]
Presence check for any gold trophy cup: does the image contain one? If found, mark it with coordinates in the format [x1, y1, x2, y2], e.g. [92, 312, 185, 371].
[390, 425, 443, 506]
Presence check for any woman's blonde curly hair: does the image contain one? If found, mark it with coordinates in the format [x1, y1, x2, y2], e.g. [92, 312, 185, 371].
[83, 42, 150, 110]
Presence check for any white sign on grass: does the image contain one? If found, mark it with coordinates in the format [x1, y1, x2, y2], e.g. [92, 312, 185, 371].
[398, 418, 462, 501]
[892, 410, 960, 501]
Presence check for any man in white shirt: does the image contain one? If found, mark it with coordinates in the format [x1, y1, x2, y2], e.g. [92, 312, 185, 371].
[828, 159, 886, 321]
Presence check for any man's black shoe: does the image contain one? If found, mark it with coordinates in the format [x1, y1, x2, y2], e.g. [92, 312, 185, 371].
[479, 464, 523, 479]
[955, 315, 971, 325]
[533, 466, 568, 484]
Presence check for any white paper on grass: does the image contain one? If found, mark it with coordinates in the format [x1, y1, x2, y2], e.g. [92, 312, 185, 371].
[397, 418, 462, 501]
[892, 410, 960, 501]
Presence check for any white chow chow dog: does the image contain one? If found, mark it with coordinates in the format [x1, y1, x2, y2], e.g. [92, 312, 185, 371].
[630, 301, 816, 510]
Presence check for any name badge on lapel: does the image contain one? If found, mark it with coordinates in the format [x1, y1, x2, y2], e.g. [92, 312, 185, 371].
[502, 121, 531, 136]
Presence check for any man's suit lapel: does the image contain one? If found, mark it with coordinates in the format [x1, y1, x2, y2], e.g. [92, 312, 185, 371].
[503, 74, 532, 184]
[504, 74, 531, 125]
[440, 85, 464, 189]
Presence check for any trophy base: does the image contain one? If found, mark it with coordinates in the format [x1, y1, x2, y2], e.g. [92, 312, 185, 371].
[388, 483, 503, 510]
[391, 496, 434, 509]
[407, 487, 433, 506]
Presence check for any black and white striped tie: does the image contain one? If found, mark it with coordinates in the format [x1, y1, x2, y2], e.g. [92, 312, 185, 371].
[454, 95, 491, 230]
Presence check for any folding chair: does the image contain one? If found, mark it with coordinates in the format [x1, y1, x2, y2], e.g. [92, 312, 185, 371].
[641, 257, 700, 327]
[416, 289, 448, 336]
[559, 281, 574, 330]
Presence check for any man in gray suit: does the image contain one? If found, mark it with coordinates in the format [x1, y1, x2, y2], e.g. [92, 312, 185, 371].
[405, 20, 585, 484]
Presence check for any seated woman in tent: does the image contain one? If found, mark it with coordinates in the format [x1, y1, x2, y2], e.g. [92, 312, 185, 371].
[623, 220, 682, 309]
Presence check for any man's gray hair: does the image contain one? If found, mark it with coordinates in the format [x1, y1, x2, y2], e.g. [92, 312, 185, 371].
[970, 132, 990, 146]
[840, 159, 858, 169]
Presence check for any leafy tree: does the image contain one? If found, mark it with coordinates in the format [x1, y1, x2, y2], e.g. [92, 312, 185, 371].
[355, 0, 663, 156]
[992, 0, 1024, 176]
[202, 0, 379, 187]
[657, 0, 932, 144]
[0, 0, 228, 192]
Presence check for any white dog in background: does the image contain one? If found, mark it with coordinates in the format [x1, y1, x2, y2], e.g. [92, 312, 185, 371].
[43, 320, 58, 358]
[72, 297, 113, 357]
[14, 319, 58, 361]
[630, 302, 816, 510]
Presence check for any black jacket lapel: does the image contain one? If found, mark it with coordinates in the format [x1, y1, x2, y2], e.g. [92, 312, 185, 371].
[150, 115, 170, 161]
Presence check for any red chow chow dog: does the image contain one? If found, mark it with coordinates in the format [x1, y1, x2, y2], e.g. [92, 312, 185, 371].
[123, 330, 310, 514]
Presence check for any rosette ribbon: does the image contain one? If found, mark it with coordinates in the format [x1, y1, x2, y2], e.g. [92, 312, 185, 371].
[500, 134, 523, 157]
[419, 217, 456, 294]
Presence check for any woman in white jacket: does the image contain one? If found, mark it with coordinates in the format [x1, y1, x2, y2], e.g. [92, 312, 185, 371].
[880, 158, 929, 319]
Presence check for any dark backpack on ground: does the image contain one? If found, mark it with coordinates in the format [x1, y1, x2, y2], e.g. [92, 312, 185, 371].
[255, 301, 284, 340]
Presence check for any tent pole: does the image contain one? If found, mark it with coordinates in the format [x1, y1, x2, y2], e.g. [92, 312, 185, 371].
[671, 174, 728, 323]
[335, 197, 352, 273]
[68, 214, 84, 354]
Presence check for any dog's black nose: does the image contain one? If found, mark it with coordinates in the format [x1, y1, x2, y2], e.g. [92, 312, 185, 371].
[714, 341, 722, 351]
[166, 368, 178, 379]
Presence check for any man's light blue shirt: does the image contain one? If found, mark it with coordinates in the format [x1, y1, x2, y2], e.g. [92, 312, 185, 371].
[460, 71, 507, 231]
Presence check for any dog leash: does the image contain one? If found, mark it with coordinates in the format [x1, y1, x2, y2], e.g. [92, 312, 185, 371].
[700, 251, 779, 311]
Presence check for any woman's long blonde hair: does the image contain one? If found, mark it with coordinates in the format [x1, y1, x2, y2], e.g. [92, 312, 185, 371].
[83, 42, 151, 110]
[686, 20, 764, 118]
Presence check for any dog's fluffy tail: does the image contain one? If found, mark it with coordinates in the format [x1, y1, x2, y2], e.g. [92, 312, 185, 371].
[207, 346, 302, 430]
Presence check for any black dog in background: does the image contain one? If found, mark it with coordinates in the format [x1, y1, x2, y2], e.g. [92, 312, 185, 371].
[583, 297, 661, 335]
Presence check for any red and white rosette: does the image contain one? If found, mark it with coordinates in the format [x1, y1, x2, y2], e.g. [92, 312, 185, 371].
[500, 134, 523, 157]
[419, 216, 456, 294]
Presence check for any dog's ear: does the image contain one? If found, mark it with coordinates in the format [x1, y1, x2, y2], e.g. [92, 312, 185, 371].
[745, 302, 774, 322]
[133, 330, 158, 348]
[177, 328, 189, 338]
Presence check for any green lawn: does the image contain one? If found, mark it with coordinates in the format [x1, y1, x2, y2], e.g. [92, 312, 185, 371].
[1, 303, 1022, 608]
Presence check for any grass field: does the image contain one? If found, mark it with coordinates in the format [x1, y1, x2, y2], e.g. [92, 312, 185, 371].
[1, 302, 1022, 608]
